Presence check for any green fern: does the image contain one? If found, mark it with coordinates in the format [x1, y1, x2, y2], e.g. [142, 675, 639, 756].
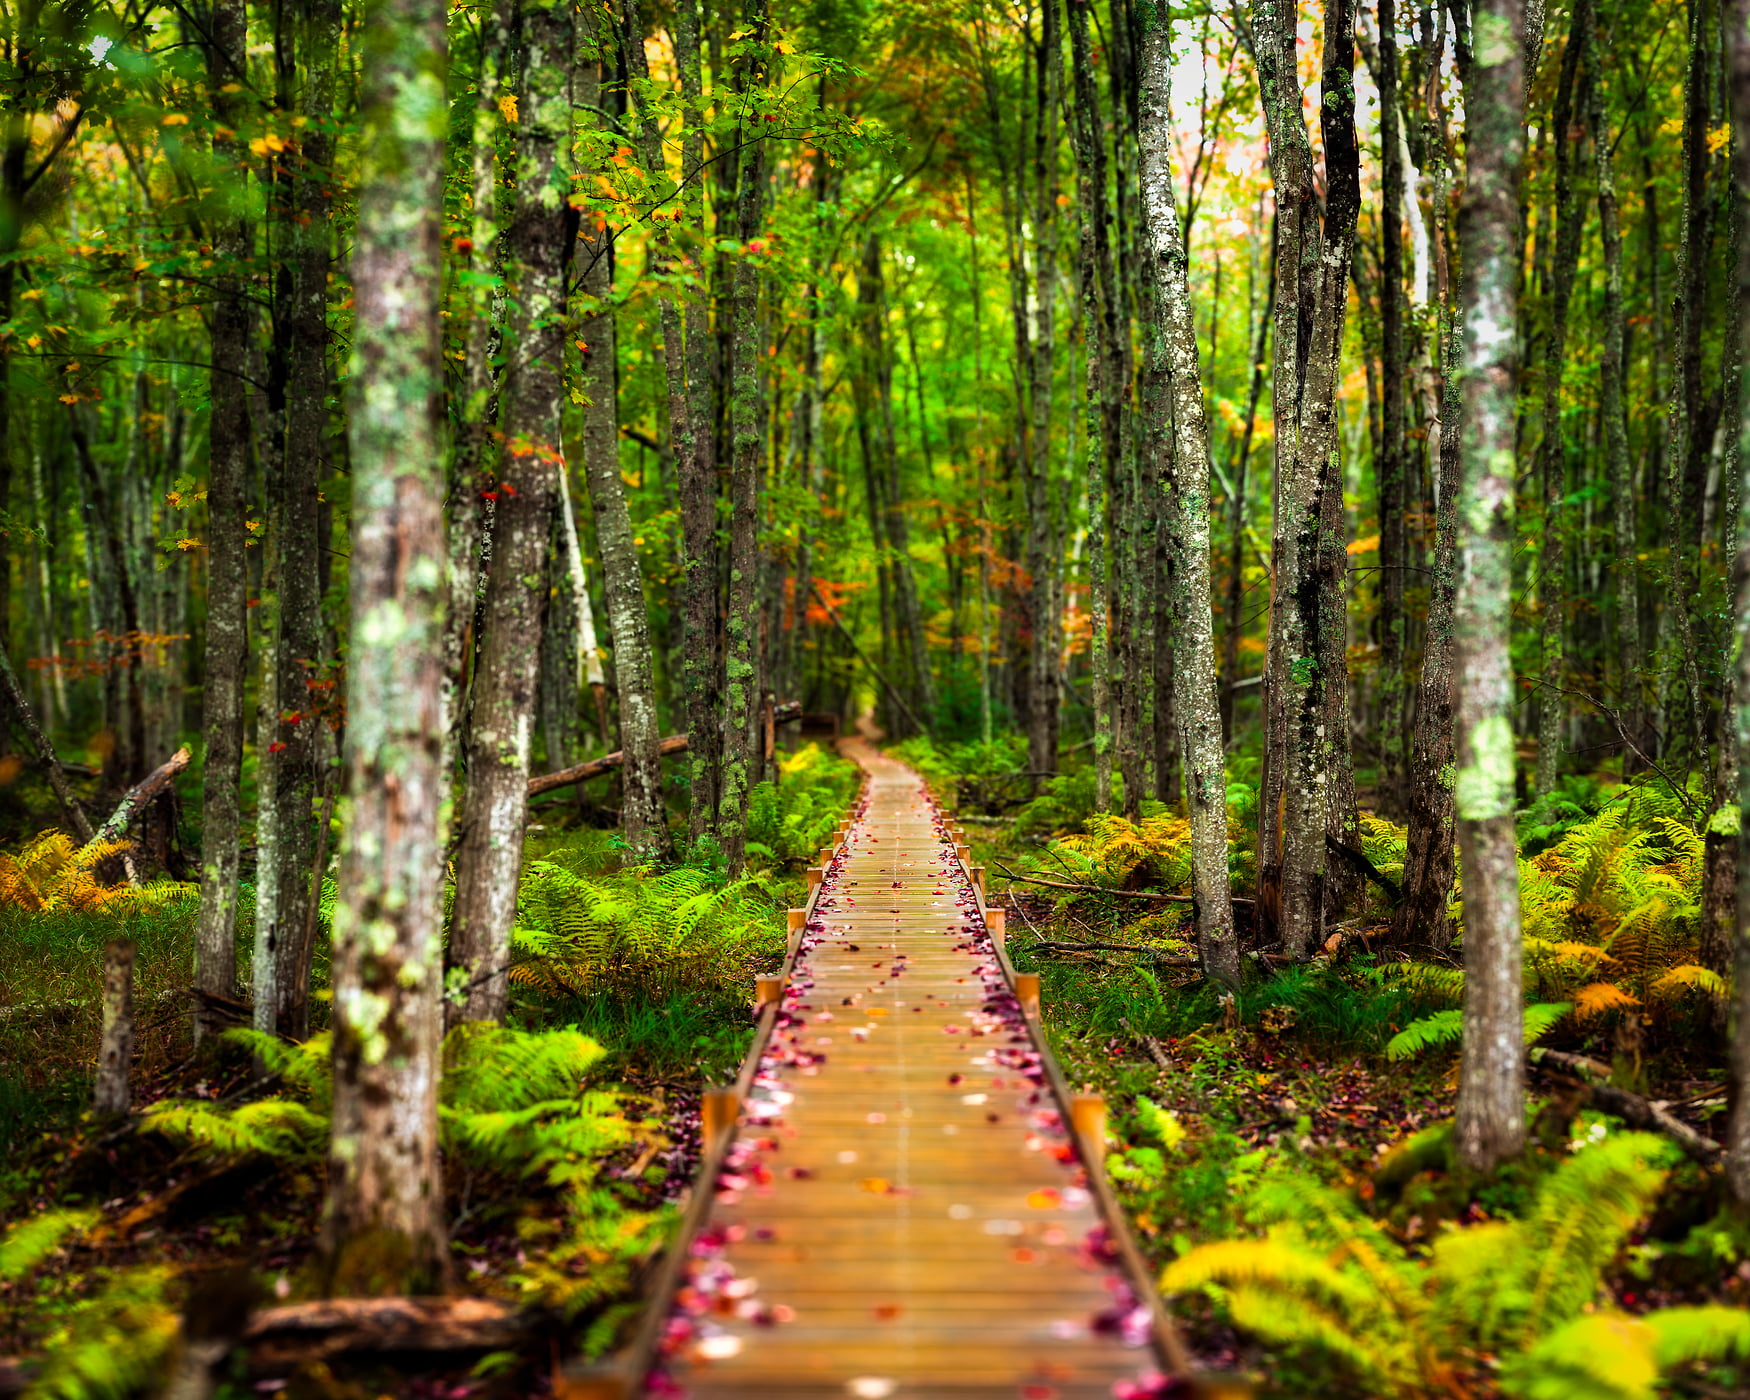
[25, 1265, 179, 1400]
[144, 1098, 328, 1158]
[1161, 1132, 1714, 1398]
[1386, 1002, 1572, 1062]
[0, 1209, 97, 1282]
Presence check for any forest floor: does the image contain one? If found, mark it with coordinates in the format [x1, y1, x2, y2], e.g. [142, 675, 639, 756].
[1, 738, 1748, 1398]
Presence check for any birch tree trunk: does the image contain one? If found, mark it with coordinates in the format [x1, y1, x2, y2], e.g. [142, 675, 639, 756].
[322, 0, 451, 1294]
[1453, 0, 1528, 1174]
[194, 0, 250, 1045]
[448, 0, 570, 1023]
[718, 5, 770, 874]
[1139, 12, 1241, 992]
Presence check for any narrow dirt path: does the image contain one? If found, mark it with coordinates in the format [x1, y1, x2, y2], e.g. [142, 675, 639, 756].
[658, 741, 1161, 1398]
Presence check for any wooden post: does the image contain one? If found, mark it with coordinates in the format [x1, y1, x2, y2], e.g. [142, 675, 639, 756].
[1014, 972, 1040, 1017]
[954, 842, 971, 862]
[554, 1366, 630, 1400]
[817, 846, 835, 866]
[986, 908, 1006, 948]
[970, 866, 985, 896]
[1070, 1094, 1107, 1160]
[702, 1088, 740, 1144]
[806, 865, 823, 888]
[786, 908, 806, 933]
[755, 975, 785, 1009]
[95, 938, 136, 1116]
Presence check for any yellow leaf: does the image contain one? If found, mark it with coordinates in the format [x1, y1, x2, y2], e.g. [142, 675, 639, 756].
[25, 335, 41, 349]
[498, 93, 519, 124]
[860, 1176, 891, 1194]
[1708, 123, 1732, 157]
[775, 37, 796, 52]
[176, 538, 202, 551]
[1347, 534, 1381, 555]
[162, 113, 190, 126]
[57, 393, 78, 405]
[19, 289, 43, 302]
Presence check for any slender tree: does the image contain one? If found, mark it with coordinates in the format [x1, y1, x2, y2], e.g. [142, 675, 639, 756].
[193, 0, 250, 1044]
[1453, 0, 1528, 1174]
[1139, 5, 1241, 992]
[322, 0, 451, 1293]
[449, 0, 570, 1023]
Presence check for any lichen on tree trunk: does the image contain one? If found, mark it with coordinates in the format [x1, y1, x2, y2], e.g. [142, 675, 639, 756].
[1453, 0, 1529, 1174]
[322, 0, 452, 1295]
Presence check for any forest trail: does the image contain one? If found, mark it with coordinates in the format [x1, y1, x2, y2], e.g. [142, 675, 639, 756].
[658, 742, 1164, 1398]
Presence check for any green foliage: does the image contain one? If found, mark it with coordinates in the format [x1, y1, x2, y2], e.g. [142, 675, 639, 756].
[1161, 1132, 1739, 1399]
[742, 742, 862, 863]
[21, 1265, 179, 1400]
[1385, 1001, 1572, 1062]
[510, 862, 783, 998]
[0, 1209, 98, 1282]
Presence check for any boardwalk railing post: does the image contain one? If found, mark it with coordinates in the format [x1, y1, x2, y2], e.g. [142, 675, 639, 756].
[702, 1088, 740, 1146]
[970, 865, 985, 898]
[986, 907, 1005, 949]
[1014, 972, 1040, 1017]
[755, 975, 786, 1010]
[1070, 1094, 1107, 1160]
[805, 864, 823, 889]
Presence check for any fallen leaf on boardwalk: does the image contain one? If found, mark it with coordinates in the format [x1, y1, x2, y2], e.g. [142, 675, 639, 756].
[873, 1303, 903, 1320]
[860, 1177, 892, 1193]
[1027, 1188, 1062, 1209]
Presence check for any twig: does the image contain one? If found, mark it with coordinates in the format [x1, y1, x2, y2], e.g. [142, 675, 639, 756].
[1120, 1017, 1173, 1071]
[1531, 1048, 1722, 1163]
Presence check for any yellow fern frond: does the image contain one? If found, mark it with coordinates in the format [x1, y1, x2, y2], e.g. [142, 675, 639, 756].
[1572, 982, 1640, 1019]
[1648, 964, 1728, 1001]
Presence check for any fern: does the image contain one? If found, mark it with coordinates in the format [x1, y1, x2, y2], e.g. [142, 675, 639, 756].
[25, 1265, 179, 1400]
[0, 1209, 97, 1282]
[0, 831, 194, 914]
[1163, 1131, 1706, 1398]
[1386, 1002, 1571, 1061]
[144, 1098, 328, 1157]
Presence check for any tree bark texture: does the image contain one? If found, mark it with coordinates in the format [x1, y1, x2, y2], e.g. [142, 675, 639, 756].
[321, 0, 452, 1296]
[1067, 0, 1115, 812]
[1139, 13, 1241, 992]
[1453, 0, 1528, 1174]
[1375, 0, 1410, 814]
[255, 0, 338, 1040]
[1027, 0, 1063, 778]
[1531, 0, 1592, 805]
[450, 0, 571, 1024]
[194, 0, 251, 1046]
[1722, 0, 1750, 1205]
[94, 938, 135, 1116]
[717, 5, 770, 875]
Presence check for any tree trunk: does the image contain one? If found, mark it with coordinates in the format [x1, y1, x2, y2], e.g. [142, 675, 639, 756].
[1139, 11, 1241, 993]
[1453, 0, 1528, 1175]
[0, 642, 93, 842]
[322, 0, 451, 1295]
[449, 0, 571, 1023]
[1531, 0, 1592, 808]
[1722, 0, 1750, 1206]
[94, 939, 135, 1117]
[717, 2, 770, 874]
[1027, 0, 1062, 778]
[255, 0, 338, 1040]
[1375, 0, 1410, 816]
[1067, 0, 1114, 813]
[1587, 22, 1640, 770]
[1255, 0, 1359, 958]
[195, 0, 251, 1046]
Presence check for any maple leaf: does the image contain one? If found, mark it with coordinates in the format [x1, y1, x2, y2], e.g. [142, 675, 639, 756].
[498, 93, 518, 123]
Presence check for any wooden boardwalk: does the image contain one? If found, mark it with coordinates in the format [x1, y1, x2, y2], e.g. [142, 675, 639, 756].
[648, 743, 1179, 1399]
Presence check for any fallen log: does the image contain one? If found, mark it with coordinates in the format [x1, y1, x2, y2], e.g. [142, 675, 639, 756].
[242, 1296, 535, 1370]
[1531, 1048, 1722, 1163]
[993, 861, 1256, 907]
[528, 702, 801, 798]
[0, 644, 94, 842]
[93, 746, 192, 847]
